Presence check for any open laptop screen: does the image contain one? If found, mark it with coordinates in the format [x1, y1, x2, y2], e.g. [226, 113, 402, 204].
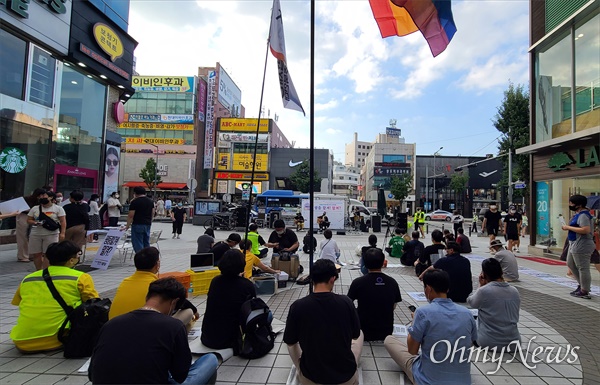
[190, 253, 215, 272]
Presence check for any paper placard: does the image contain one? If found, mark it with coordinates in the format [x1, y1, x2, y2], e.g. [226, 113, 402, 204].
[90, 229, 124, 270]
[407, 292, 428, 302]
[0, 197, 30, 214]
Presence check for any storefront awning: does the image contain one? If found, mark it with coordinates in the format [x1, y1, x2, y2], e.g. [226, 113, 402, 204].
[123, 182, 188, 190]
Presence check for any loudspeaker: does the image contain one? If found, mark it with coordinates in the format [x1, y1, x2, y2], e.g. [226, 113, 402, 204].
[397, 213, 408, 234]
[371, 215, 381, 233]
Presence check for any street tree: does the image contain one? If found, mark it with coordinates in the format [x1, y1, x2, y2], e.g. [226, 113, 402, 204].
[390, 174, 412, 203]
[139, 158, 161, 190]
[492, 82, 530, 200]
[289, 161, 322, 193]
[450, 172, 469, 211]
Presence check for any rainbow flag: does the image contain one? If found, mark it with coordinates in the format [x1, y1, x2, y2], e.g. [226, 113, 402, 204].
[369, 0, 457, 57]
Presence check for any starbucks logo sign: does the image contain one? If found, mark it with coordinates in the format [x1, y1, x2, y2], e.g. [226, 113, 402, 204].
[0, 147, 28, 174]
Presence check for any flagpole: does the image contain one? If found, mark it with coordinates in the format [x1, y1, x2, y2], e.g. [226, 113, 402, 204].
[308, 0, 315, 293]
[244, 9, 273, 242]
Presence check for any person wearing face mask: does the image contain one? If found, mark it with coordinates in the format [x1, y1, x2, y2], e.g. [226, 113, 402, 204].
[27, 191, 66, 270]
[170, 202, 187, 239]
[87, 194, 101, 242]
[562, 195, 595, 299]
[10, 241, 99, 353]
[54, 192, 64, 205]
[106, 191, 122, 227]
[384, 269, 477, 385]
[503, 206, 522, 252]
[89, 277, 219, 385]
[266, 219, 299, 255]
[419, 242, 473, 303]
[482, 204, 502, 242]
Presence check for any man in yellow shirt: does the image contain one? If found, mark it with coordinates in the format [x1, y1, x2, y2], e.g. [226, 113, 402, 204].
[241, 239, 279, 279]
[109, 247, 198, 327]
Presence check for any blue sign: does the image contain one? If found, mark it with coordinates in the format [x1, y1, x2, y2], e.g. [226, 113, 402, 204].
[536, 182, 549, 237]
[515, 183, 526, 189]
[388, 193, 394, 199]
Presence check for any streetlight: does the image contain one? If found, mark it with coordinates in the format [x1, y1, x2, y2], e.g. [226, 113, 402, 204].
[433, 147, 443, 210]
[148, 143, 159, 200]
[507, 126, 514, 205]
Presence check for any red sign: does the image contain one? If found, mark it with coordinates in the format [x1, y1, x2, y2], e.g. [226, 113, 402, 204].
[215, 172, 268, 180]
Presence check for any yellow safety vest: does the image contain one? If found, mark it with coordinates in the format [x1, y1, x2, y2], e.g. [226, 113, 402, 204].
[415, 211, 425, 224]
[11, 266, 85, 342]
[247, 231, 261, 255]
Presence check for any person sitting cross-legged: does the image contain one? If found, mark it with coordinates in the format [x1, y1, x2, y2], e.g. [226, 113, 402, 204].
[347, 248, 402, 341]
[284, 259, 363, 385]
[89, 278, 218, 385]
[384, 269, 477, 385]
[241, 239, 280, 279]
[419, 242, 473, 303]
[401, 231, 424, 267]
[489, 239, 520, 282]
[387, 227, 405, 260]
[467, 258, 521, 349]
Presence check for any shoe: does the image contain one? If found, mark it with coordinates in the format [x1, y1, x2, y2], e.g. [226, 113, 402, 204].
[177, 235, 180, 239]
[569, 286, 581, 295]
[571, 289, 591, 299]
[17, 259, 31, 263]
[172, 234, 176, 239]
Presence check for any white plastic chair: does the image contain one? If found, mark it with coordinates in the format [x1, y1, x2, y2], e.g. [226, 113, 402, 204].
[149, 230, 162, 251]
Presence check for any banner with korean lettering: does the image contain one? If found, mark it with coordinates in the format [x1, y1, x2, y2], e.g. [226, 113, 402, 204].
[204, 71, 216, 169]
[91, 229, 125, 270]
[301, 199, 345, 230]
[125, 138, 185, 145]
[198, 78, 207, 122]
[117, 123, 193, 130]
[132, 76, 195, 93]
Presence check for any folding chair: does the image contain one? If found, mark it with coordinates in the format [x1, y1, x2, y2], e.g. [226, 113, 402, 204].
[116, 230, 133, 265]
[149, 230, 162, 251]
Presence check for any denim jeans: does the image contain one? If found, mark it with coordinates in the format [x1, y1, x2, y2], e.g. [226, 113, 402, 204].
[131, 224, 151, 253]
[168, 353, 219, 385]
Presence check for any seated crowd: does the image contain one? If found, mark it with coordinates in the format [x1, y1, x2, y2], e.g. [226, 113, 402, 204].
[9, 220, 523, 385]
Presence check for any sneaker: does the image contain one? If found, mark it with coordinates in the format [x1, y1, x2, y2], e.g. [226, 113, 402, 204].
[569, 286, 581, 295]
[172, 234, 176, 239]
[177, 235, 180, 239]
[571, 290, 591, 299]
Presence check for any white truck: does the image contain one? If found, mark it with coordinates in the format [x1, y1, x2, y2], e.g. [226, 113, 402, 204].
[301, 194, 369, 231]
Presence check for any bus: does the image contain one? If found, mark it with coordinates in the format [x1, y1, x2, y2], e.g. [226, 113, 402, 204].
[254, 190, 308, 218]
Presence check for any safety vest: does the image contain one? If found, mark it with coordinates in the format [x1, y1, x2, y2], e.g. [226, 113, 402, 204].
[414, 211, 425, 223]
[247, 231, 261, 255]
[10, 266, 85, 342]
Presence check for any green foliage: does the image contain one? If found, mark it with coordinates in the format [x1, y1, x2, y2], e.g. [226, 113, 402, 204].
[449, 172, 469, 193]
[548, 152, 575, 171]
[139, 158, 161, 190]
[492, 82, 530, 198]
[289, 161, 322, 193]
[390, 174, 412, 202]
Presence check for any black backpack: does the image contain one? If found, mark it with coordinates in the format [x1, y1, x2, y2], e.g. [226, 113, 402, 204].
[238, 298, 275, 359]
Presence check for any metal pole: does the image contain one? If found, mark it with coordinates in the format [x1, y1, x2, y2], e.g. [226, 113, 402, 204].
[149, 144, 159, 200]
[432, 147, 442, 210]
[309, 0, 315, 294]
[508, 126, 513, 205]
[425, 166, 428, 211]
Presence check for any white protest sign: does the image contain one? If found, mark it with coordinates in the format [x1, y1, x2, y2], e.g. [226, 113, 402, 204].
[90, 229, 124, 270]
[302, 199, 345, 230]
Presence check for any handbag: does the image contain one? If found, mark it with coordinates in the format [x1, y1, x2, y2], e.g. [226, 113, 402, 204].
[42, 269, 111, 358]
[38, 205, 60, 231]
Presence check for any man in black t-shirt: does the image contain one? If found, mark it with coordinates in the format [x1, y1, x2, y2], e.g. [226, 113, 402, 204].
[415, 229, 446, 277]
[125, 187, 155, 253]
[267, 219, 299, 254]
[89, 277, 218, 385]
[421, 242, 473, 303]
[209, 233, 241, 266]
[503, 206, 522, 252]
[348, 248, 402, 341]
[284, 259, 362, 384]
[482, 205, 502, 241]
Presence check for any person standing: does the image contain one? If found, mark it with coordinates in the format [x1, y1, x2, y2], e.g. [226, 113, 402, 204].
[27, 191, 66, 270]
[471, 211, 478, 233]
[451, 210, 464, 238]
[164, 198, 172, 216]
[106, 191, 122, 227]
[125, 187, 155, 253]
[503, 206, 522, 252]
[562, 194, 595, 299]
[15, 190, 41, 262]
[63, 190, 90, 249]
[482, 204, 502, 242]
[413, 207, 425, 238]
[155, 197, 165, 217]
[170, 202, 187, 239]
[521, 212, 528, 237]
[284, 259, 363, 385]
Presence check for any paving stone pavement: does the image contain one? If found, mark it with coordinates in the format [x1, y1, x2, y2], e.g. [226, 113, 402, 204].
[1, 221, 599, 385]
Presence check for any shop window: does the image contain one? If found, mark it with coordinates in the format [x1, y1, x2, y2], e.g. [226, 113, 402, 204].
[0, 29, 27, 100]
[574, 14, 600, 132]
[28, 46, 56, 108]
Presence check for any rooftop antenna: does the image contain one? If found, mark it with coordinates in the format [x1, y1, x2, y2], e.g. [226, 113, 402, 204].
[389, 119, 397, 128]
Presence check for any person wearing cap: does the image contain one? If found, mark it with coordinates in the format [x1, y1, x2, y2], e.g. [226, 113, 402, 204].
[503, 206, 522, 252]
[482, 204, 502, 242]
[489, 239, 519, 281]
[10, 241, 99, 353]
[209, 233, 241, 266]
[266, 219, 299, 255]
[125, 186, 155, 253]
[284, 259, 363, 385]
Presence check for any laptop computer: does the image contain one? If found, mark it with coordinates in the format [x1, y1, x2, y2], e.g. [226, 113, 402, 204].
[190, 253, 215, 272]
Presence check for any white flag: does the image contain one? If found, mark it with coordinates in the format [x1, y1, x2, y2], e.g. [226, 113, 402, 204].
[269, 0, 305, 115]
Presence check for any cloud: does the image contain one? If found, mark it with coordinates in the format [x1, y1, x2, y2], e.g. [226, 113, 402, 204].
[325, 128, 342, 135]
[315, 99, 339, 111]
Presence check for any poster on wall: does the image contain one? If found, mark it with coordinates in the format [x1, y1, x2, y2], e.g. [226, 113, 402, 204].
[536, 75, 553, 143]
[103, 144, 121, 202]
[301, 199, 345, 230]
[536, 182, 549, 237]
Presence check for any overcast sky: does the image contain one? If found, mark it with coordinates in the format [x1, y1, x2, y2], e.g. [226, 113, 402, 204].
[128, 0, 530, 162]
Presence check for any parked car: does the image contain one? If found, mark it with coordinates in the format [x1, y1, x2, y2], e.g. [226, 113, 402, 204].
[425, 210, 453, 222]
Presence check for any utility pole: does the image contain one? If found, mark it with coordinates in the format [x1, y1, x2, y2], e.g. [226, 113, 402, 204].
[508, 126, 513, 206]
[433, 147, 443, 210]
[149, 144, 159, 200]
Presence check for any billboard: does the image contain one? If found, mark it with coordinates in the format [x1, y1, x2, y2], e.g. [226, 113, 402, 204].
[235, 181, 262, 194]
[198, 78, 207, 122]
[125, 138, 185, 145]
[218, 133, 269, 145]
[386, 127, 401, 137]
[216, 153, 268, 172]
[117, 123, 193, 130]
[132, 76, 195, 93]
[219, 118, 269, 132]
[125, 113, 193, 124]
[203, 71, 216, 169]
[374, 167, 411, 176]
[218, 66, 242, 117]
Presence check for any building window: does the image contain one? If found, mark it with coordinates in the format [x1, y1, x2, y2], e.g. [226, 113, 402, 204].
[28, 46, 56, 108]
[0, 29, 27, 100]
[574, 13, 599, 132]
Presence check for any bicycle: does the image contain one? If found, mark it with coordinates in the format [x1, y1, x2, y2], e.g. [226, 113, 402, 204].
[204, 212, 237, 231]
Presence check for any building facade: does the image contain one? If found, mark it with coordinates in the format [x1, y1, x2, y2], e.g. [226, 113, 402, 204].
[518, 0, 599, 254]
[345, 132, 373, 169]
[1, 0, 136, 207]
[269, 148, 333, 194]
[332, 163, 360, 198]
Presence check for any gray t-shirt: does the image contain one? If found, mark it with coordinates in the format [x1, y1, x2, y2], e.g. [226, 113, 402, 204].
[569, 212, 595, 255]
[467, 281, 521, 349]
[493, 249, 519, 281]
[196, 234, 215, 253]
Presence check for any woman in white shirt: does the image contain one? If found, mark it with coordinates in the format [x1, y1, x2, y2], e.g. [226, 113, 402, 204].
[87, 194, 101, 242]
[319, 229, 340, 264]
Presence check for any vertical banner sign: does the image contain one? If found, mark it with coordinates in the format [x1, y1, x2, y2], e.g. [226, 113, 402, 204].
[536, 182, 549, 237]
[203, 71, 216, 169]
[91, 230, 125, 270]
[197, 78, 207, 122]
